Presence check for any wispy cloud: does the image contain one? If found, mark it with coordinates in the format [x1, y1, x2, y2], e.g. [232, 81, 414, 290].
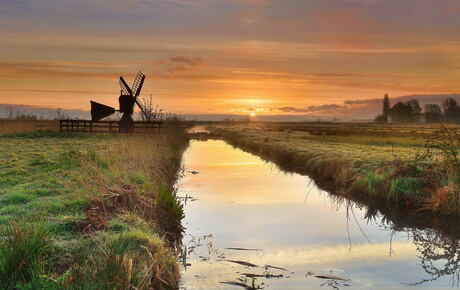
[278, 104, 347, 114]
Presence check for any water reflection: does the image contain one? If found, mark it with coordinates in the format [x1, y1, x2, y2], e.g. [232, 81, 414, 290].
[178, 139, 460, 289]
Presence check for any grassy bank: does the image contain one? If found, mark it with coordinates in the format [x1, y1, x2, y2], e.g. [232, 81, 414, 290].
[0, 129, 188, 289]
[211, 124, 460, 216]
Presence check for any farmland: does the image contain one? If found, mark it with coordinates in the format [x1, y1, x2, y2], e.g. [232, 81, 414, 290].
[0, 125, 188, 289]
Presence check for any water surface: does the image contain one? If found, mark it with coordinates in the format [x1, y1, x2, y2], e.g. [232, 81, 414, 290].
[179, 139, 459, 289]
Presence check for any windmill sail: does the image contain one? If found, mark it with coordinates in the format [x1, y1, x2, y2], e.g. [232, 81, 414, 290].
[132, 71, 145, 98]
[90, 101, 115, 121]
[119, 77, 133, 96]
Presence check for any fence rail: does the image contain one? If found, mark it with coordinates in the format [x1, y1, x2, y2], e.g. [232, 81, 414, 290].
[59, 119, 163, 133]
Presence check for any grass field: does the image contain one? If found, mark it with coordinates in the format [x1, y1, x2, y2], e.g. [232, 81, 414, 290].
[0, 128, 188, 289]
[211, 123, 460, 216]
[0, 120, 59, 134]
[246, 121, 453, 137]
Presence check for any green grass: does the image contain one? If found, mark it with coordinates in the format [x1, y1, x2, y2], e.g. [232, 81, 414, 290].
[0, 222, 51, 289]
[366, 171, 389, 196]
[0, 129, 188, 288]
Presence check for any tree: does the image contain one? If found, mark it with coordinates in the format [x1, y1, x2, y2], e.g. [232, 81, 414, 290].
[138, 95, 163, 121]
[390, 102, 413, 123]
[407, 99, 422, 122]
[424, 104, 441, 122]
[442, 97, 460, 123]
[442, 97, 459, 115]
[375, 114, 387, 123]
[383, 93, 390, 121]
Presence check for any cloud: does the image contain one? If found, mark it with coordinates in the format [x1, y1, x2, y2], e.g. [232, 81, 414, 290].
[344, 98, 381, 105]
[0, 57, 207, 80]
[278, 104, 347, 113]
[152, 55, 207, 75]
[307, 104, 347, 112]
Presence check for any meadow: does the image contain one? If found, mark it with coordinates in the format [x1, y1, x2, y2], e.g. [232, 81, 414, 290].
[211, 122, 460, 216]
[0, 120, 59, 134]
[0, 124, 188, 289]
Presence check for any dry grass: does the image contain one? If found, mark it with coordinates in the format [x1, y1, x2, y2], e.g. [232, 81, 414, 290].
[0, 120, 58, 134]
[213, 124, 421, 170]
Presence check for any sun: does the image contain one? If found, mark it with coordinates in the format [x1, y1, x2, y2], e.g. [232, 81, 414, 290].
[249, 112, 256, 117]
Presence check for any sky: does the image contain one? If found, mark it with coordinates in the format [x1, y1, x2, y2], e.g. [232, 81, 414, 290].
[1, 0, 460, 117]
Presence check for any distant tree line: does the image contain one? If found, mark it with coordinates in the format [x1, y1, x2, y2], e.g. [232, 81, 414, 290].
[375, 94, 460, 123]
[2, 105, 69, 121]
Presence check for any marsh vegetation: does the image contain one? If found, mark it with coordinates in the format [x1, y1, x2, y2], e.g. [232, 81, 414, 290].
[211, 122, 460, 215]
[0, 126, 188, 289]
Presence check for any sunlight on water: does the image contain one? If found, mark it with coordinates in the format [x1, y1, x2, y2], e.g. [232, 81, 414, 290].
[179, 140, 459, 289]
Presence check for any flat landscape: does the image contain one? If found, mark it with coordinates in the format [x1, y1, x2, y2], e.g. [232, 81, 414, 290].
[3, 0, 460, 288]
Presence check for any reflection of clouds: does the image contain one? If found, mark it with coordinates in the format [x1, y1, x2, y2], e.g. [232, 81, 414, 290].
[182, 242, 418, 289]
[181, 140, 459, 288]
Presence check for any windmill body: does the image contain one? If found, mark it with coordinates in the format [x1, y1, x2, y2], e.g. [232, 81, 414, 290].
[90, 71, 147, 132]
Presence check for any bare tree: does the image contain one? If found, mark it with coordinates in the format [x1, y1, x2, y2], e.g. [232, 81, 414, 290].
[53, 108, 69, 120]
[138, 95, 163, 121]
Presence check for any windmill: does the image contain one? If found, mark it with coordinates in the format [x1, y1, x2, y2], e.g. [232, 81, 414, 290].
[90, 71, 148, 132]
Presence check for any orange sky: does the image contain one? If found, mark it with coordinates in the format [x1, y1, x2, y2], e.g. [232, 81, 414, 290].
[1, 0, 460, 115]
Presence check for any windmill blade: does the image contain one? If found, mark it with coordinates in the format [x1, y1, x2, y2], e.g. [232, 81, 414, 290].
[119, 76, 133, 96]
[131, 71, 145, 98]
[135, 99, 149, 120]
[90, 101, 115, 121]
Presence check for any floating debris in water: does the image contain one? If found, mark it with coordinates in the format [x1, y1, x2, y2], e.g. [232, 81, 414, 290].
[306, 271, 352, 289]
[241, 273, 284, 279]
[199, 256, 209, 261]
[264, 264, 290, 272]
[314, 274, 350, 282]
[220, 280, 262, 289]
[225, 247, 262, 251]
[225, 260, 259, 268]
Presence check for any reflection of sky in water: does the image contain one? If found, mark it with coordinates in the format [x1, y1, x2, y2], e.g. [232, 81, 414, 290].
[179, 140, 456, 289]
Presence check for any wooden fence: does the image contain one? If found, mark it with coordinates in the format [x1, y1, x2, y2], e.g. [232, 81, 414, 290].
[60, 120, 163, 133]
